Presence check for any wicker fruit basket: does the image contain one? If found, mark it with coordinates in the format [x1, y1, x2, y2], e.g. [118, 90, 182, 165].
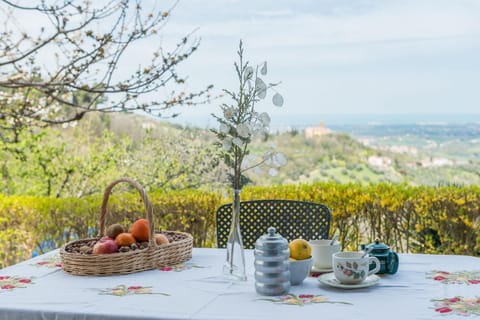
[60, 178, 193, 276]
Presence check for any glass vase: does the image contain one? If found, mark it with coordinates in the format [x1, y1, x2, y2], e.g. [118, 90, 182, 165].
[223, 189, 247, 281]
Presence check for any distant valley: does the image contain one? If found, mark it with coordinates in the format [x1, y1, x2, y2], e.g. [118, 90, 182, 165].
[249, 121, 480, 186]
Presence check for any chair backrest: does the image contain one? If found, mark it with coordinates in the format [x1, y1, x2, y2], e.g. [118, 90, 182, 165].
[216, 199, 331, 249]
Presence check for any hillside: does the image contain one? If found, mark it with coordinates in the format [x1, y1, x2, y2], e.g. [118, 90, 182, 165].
[1, 112, 479, 198]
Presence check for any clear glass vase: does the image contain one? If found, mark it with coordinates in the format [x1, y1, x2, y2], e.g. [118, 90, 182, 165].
[223, 189, 247, 281]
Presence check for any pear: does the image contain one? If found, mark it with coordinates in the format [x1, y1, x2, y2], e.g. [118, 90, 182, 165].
[106, 223, 125, 239]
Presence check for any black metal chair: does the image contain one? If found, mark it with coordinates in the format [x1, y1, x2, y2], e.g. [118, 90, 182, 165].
[216, 199, 331, 249]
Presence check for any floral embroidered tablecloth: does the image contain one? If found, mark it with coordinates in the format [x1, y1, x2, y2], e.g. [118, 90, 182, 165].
[258, 293, 352, 306]
[0, 275, 34, 291]
[427, 270, 480, 317]
[427, 270, 480, 285]
[432, 297, 480, 316]
[0, 248, 479, 320]
[32, 254, 63, 269]
[96, 284, 169, 296]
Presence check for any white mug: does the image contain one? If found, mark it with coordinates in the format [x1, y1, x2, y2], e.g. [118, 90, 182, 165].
[333, 251, 381, 284]
[309, 239, 340, 270]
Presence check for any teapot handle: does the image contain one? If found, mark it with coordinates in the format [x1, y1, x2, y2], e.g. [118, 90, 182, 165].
[388, 251, 399, 274]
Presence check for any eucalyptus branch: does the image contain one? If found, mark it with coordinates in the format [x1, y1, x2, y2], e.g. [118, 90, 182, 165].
[212, 40, 285, 190]
[240, 157, 269, 174]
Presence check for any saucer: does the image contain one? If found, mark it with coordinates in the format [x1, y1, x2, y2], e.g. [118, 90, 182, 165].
[311, 266, 333, 273]
[318, 273, 380, 289]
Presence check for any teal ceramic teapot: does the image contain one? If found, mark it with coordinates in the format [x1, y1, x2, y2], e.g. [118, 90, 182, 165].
[361, 239, 399, 275]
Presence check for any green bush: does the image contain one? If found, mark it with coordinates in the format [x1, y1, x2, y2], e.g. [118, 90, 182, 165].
[0, 190, 221, 268]
[242, 183, 480, 255]
[1, 182, 479, 268]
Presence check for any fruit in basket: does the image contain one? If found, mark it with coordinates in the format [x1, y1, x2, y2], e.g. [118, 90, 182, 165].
[92, 238, 119, 254]
[98, 236, 114, 243]
[106, 223, 125, 239]
[288, 239, 312, 260]
[130, 219, 150, 241]
[79, 245, 92, 254]
[155, 233, 170, 245]
[115, 233, 136, 247]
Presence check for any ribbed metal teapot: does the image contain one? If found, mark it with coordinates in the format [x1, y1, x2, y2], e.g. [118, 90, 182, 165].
[254, 227, 290, 296]
[361, 239, 399, 274]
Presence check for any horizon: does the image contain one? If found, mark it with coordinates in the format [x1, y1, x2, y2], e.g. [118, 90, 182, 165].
[166, 111, 480, 130]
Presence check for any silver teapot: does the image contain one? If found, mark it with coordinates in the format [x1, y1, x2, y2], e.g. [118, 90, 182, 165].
[254, 227, 290, 296]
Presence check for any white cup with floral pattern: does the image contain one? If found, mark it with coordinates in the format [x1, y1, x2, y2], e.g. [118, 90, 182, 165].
[333, 252, 381, 284]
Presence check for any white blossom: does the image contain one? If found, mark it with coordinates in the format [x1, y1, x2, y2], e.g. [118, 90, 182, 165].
[268, 168, 279, 176]
[264, 153, 273, 165]
[236, 123, 250, 138]
[251, 121, 264, 134]
[244, 66, 254, 81]
[274, 152, 287, 166]
[220, 124, 230, 134]
[259, 112, 271, 126]
[261, 61, 267, 75]
[263, 152, 273, 161]
[255, 78, 267, 99]
[232, 137, 244, 148]
[223, 107, 234, 120]
[222, 138, 232, 151]
[62, 121, 78, 129]
[272, 93, 284, 107]
[241, 158, 250, 170]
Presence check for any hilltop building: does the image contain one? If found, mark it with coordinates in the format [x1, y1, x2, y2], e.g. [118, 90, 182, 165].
[305, 121, 332, 138]
[368, 155, 392, 168]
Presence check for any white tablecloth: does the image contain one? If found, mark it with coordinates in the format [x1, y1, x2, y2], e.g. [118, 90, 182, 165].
[0, 248, 479, 320]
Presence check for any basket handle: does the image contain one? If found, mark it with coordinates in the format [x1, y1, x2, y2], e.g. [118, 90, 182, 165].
[99, 178, 156, 247]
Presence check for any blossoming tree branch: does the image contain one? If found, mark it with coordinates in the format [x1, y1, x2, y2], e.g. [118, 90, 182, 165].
[0, 0, 212, 143]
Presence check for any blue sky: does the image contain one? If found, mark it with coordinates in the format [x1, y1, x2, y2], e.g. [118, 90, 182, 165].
[5, 0, 478, 124]
[156, 0, 480, 120]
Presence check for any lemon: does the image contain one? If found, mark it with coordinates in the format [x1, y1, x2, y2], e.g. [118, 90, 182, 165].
[288, 239, 311, 260]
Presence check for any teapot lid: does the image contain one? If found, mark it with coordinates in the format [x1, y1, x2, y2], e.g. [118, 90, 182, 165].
[367, 239, 390, 253]
[255, 227, 288, 250]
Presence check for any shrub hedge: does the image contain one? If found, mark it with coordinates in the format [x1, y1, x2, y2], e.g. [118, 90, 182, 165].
[1, 182, 479, 268]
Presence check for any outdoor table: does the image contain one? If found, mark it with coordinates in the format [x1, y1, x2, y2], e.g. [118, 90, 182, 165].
[0, 248, 479, 319]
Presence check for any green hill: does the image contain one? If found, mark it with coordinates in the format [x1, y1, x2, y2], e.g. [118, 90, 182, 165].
[1, 112, 480, 198]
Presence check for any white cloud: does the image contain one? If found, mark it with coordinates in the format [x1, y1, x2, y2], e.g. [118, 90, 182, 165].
[160, 0, 480, 78]
[167, 0, 480, 50]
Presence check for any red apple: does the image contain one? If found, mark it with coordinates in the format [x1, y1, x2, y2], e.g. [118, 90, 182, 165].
[98, 236, 114, 243]
[92, 239, 119, 254]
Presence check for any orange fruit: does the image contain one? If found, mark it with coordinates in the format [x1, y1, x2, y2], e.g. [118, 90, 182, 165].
[155, 233, 170, 245]
[130, 219, 150, 242]
[115, 233, 136, 247]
